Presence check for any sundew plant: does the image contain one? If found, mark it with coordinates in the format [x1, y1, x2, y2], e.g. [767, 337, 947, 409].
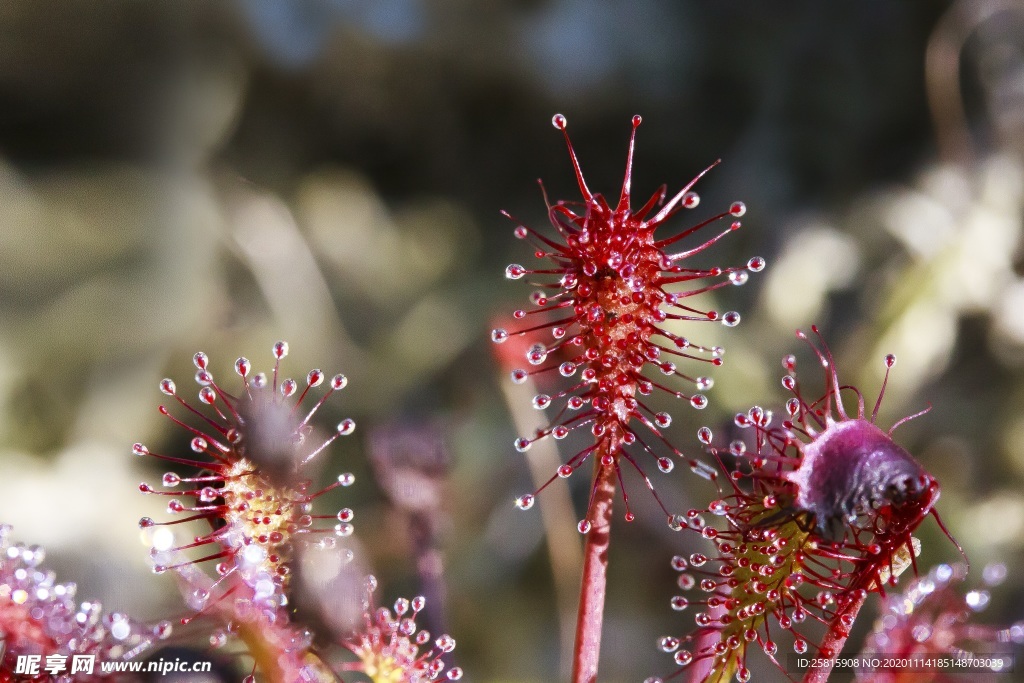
[9, 110, 1023, 683]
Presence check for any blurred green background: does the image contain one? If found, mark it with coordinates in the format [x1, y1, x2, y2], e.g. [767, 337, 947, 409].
[1, 1, 1023, 681]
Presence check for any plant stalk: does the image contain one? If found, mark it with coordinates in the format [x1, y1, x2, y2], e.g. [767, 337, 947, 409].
[571, 460, 616, 683]
[801, 590, 868, 683]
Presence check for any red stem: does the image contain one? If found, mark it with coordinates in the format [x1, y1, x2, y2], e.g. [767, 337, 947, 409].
[571, 461, 616, 683]
[801, 590, 868, 683]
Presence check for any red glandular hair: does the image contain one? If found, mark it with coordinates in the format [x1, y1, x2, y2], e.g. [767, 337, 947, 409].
[493, 114, 763, 530]
[654, 328, 960, 683]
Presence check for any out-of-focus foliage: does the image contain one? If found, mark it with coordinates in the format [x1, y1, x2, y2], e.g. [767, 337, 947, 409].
[0, 1, 1022, 681]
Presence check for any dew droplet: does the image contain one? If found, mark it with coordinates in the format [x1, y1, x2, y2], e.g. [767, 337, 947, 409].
[671, 596, 689, 611]
[159, 379, 176, 396]
[198, 387, 216, 404]
[552, 113, 567, 129]
[515, 494, 535, 510]
[557, 464, 573, 478]
[514, 438, 531, 453]
[659, 636, 679, 653]
[729, 201, 746, 217]
[510, 369, 528, 384]
[532, 394, 551, 410]
[682, 192, 700, 209]
[505, 264, 526, 280]
[654, 412, 672, 428]
[690, 394, 708, 410]
[273, 341, 289, 359]
[559, 362, 576, 377]
[729, 270, 749, 286]
[674, 650, 692, 666]
[577, 519, 591, 534]
[747, 256, 766, 272]
[193, 352, 209, 370]
[162, 473, 180, 487]
[722, 311, 741, 327]
[491, 329, 509, 343]
[552, 425, 569, 439]
[965, 590, 990, 611]
[697, 426, 712, 444]
[306, 369, 324, 387]
[885, 353, 897, 368]
[526, 344, 548, 366]
[337, 419, 356, 436]
[234, 358, 251, 377]
[133, 443, 150, 456]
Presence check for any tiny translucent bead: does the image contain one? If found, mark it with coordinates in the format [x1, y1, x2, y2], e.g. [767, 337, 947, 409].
[659, 636, 680, 653]
[515, 494, 535, 510]
[505, 264, 526, 280]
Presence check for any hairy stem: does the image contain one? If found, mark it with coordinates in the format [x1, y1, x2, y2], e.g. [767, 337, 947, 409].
[802, 590, 868, 683]
[572, 460, 616, 683]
